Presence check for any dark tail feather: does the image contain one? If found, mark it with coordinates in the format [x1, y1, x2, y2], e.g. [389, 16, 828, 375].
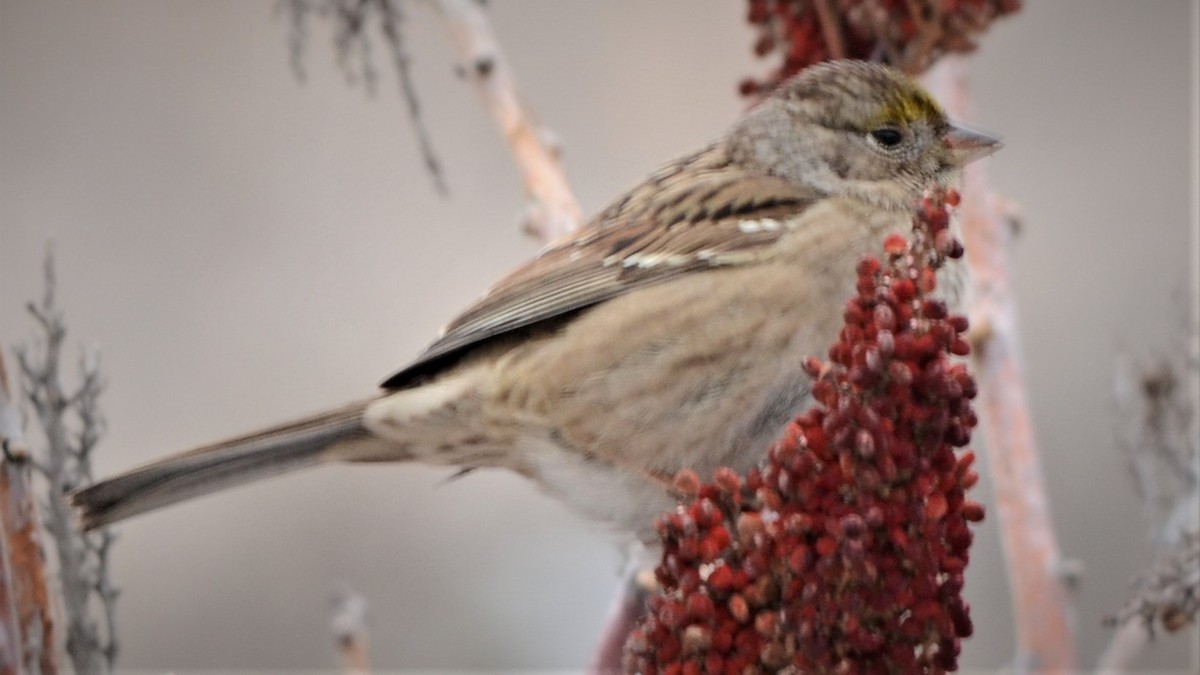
[71, 400, 379, 530]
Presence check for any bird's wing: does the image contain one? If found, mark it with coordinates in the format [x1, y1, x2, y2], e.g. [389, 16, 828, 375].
[382, 149, 821, 388]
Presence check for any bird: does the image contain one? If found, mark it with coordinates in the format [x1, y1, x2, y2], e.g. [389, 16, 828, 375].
[71, 60, 999, 540]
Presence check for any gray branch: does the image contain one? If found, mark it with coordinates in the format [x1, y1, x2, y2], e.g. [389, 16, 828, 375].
[1106, 532, 1200, 636]
[16, 246, 118, 674]
[278, 0, 447, 193]
[1103, 304, 1200, 668]
[1114, 312, 1199, 547]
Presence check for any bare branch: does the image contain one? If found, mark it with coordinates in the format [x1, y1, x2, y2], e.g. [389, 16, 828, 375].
[331, 582, 370, 675]
[19, 247, 117, 674]
[812, 0, 845, 60]
[377, 0, 446, 194]
[1115, 341, 1199, 543]
[1105, 249, 1199, 670]
[901, 0, 945, 74]
[277, 0, 582, 238]
[277, 0, 447, 193]
[1104, 533, 1199, 643]
[925, 56, 1077, 672]
[279, 0, 312, 81]
[432, 0, 584, 242]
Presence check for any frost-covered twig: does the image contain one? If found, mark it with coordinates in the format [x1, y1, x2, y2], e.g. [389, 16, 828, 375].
[431, 0, 584, 242]
[1100, 533, 1199, 670]
[1099, 12, 1200, 659]
[926, 56, 1077, 672]
[331, 582, 370, 675]
[811, 0, 846, 61]
[1114, 340, 1199, 547]
[14, 249, 117, 674]
[276, 0, 584, 238]
[278, 0, 447, 193]
[1101, 226, 1199, 674]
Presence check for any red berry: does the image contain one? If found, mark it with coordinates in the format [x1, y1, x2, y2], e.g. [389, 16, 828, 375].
[961, 501, 985, 522]
[727, 593, 750, 624]
[883, 233, 908, 255]
[673, 469, 701, 496]
[857, 256, 881, 277]
[707, 564, 734, 592]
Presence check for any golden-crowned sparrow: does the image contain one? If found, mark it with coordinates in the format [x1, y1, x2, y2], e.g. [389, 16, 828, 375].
[72, 60, 999, 537]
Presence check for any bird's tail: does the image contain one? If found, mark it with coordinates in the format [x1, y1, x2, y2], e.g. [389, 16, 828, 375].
[70, 399, 384, 530]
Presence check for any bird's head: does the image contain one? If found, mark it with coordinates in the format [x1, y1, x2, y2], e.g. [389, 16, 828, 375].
[728, 60, 1001, 210]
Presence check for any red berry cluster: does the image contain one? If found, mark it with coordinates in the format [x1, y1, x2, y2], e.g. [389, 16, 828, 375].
[741, 0, 1022, 96]
[624, 188, 984, 674]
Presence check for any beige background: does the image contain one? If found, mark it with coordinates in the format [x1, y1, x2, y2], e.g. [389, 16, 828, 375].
[2, 0, 1197, 671]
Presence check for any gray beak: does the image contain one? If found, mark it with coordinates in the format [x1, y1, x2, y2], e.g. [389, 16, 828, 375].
[945, 120, 1002, 166]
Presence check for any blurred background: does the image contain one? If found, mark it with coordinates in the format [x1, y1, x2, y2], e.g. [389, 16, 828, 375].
[1, 0, 1196, 671]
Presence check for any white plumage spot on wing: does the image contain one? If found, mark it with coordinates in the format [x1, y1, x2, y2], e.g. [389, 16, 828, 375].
[626, 253, 692, 269]
[605, 252, 693, 269]
[696, 250, 771, 266]
[738, 218, 784, 233]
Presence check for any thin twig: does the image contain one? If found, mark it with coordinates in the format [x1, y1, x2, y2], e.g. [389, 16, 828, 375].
[278, 0, 447, 193]
[431, 0, 584, 242]
[1101, 532, 1199, 670]
[812, 0, 845, 60]
[331, 582, 370, 675]
[588, 564, 655, 675]
[901, 0, 945, 74]
[377, 0, 447, 194]
[1115, 346, 1198, 542]
[18, 246, 116, 674]
[863, 6, 901, 69]
[926, 56, 1077, 672]
[1097, 618, 1153, 673]
[1101, 29, 1200, 654]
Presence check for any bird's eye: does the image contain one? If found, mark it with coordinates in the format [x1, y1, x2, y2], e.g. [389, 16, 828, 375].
[870, 128, 904, 148]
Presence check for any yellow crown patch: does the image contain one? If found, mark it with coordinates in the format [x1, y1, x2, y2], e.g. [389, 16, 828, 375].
[873, 87, 944, 128]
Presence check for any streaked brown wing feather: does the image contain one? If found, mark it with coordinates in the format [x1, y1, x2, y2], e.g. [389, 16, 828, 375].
[382, 147, 821, 389]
